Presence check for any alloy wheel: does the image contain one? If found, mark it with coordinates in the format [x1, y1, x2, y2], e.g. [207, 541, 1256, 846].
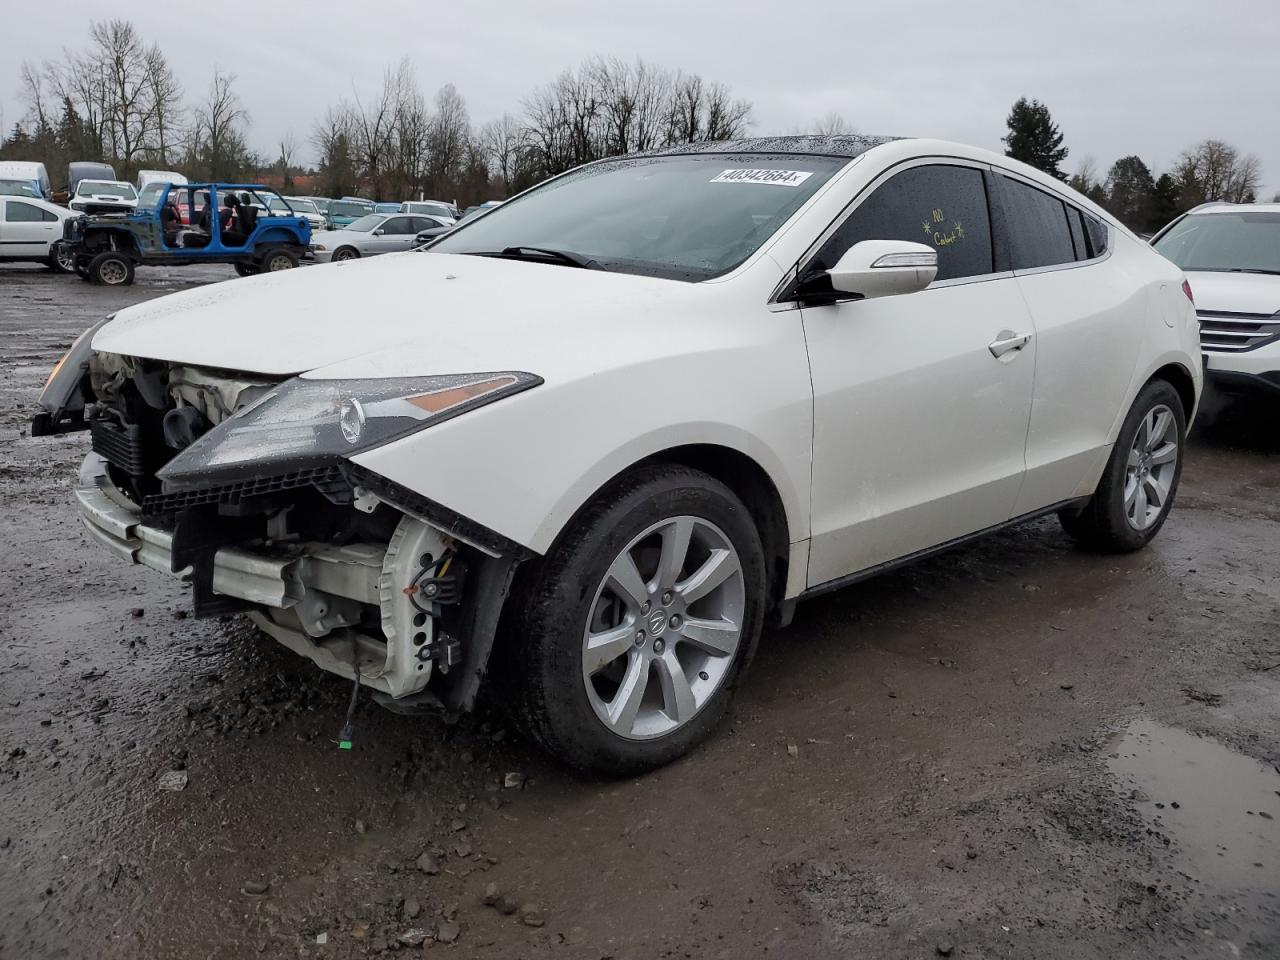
[582, 516, 745, 740]
[267, 254, 293, 271]
[1124, 403, 1178, 530]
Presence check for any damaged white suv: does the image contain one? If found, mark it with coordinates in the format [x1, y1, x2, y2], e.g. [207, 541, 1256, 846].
[34, 136, 1202, 774]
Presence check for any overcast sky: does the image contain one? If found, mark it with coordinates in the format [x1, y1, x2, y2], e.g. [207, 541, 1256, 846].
[4, 0, 1277, 197]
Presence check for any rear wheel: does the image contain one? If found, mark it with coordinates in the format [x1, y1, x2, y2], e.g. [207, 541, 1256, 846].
[261, 248, 298, 272]
[87, 251, 135, 286]
[505, 466, 766, 776]
[332, 246, 359, 262]
[47, 244, 75, 273]
[1059, 379, 1186, 552]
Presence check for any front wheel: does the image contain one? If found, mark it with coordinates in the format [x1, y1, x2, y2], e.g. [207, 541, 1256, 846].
[332, 246, 359, 262]
[1059, 379, 1186, 552]
[87, 251, 135, 286]
[233, 262, 259, 277]
[505, 466, 766, 776]
[261, 248, 298, 272]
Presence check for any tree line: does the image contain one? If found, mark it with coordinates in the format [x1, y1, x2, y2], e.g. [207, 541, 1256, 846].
[1003, 97, 1268, 233]
[0, 20, 752, 206]
[0, 22, 1270, 222]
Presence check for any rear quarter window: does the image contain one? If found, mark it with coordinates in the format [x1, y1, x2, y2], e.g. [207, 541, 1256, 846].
[999, 176, 1077, 270]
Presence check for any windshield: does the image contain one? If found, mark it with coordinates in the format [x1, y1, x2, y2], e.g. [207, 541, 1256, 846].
[77, 181, 136, 199]
[430, 154, 843, 281]
[139, 184, 166, 206]
[344, 214, 385, 232]
[278, 198, 318, 213]
[408, 202, 453, 218]
[0, 179, 38, 198]
[330, 200, 373, 218]
[1153, 211, 1280, 275]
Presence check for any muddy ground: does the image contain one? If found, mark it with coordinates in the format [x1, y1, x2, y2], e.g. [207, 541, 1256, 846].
[0, 261, 1277, 960]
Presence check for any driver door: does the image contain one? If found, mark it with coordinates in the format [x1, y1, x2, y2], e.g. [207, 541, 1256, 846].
[801, 161, 1037, 586]
[371, 216, 419, 253]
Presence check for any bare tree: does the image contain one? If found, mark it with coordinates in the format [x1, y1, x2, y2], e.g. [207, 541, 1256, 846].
[192, 68, 248, 179]
[426, 82, 470, 197]
[479, 114, 523, 194]
[1175, 139, 1263, 205]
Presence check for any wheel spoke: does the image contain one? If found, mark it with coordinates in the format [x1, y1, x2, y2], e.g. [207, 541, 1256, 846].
[584, 623, 636, 675]
[677, 548, 739, 605]
[653, 650, 696, 724]
[1150, 441, 1178, 466]
[1148, 410, 1173, 451]
[678, 615, 739, 657]
[1127, 447, 1141, 469]
[1132, 482, 1149, 526]
[1134, 414, 1151, 453]
[605, 550, 649, 610]
[1146, 472, 1172, 509]
[606, 657, 649, 734]
[654, 517, 694, 590]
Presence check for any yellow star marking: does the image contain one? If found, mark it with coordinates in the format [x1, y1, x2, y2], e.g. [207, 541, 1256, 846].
[922, 221, 932, 234]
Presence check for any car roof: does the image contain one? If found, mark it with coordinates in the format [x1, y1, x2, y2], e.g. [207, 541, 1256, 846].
[637, 134, 901, 160]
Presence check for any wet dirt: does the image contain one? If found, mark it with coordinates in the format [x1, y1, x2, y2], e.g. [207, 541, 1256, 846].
[1, 263, 1279, 958]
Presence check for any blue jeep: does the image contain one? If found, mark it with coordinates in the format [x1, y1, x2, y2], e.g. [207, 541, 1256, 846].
[58, 182, 312, 285]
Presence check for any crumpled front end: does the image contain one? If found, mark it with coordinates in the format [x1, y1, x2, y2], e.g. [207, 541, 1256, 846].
[71, 350, 529, 710]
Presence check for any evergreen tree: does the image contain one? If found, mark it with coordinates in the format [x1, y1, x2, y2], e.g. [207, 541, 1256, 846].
[1002, 97, 1069, 180]
[1149, 173, 1181, 232]
[1104, 156, 1155, 228]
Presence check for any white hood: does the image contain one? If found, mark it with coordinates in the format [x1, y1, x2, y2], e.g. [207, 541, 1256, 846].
[92, 252, 705, 378]
[1184, 270, 1280, 316]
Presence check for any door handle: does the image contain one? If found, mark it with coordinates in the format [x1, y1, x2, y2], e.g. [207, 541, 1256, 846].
[988, 330, 1032, 358]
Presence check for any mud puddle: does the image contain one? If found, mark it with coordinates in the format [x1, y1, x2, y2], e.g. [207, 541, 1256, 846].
[1109, 719, 1279, 891]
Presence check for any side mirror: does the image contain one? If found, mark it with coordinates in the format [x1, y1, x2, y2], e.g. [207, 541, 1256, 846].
[373, 228, 385, 236]
[825, 240, 938, 300]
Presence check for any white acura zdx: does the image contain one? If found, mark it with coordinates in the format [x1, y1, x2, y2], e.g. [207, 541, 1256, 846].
[34, 136, 1202, 774]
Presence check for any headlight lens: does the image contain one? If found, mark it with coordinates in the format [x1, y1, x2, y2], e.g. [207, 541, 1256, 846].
[157, 372, 541, 487]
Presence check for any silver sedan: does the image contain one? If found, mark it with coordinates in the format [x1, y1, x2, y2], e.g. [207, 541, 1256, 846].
[308, 213, 452, 263]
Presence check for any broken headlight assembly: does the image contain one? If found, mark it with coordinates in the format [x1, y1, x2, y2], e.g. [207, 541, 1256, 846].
[156, 372, 541, 488]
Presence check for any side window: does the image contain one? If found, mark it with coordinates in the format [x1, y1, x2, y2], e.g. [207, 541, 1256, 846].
[6, 201, 48, 223]
[1067, 208, 1088, 261]
[999, 177, 1076, 270]
[814, 164, 994, 283]
[1084, 213, 1108, 257]
[382, 217, 413, 235]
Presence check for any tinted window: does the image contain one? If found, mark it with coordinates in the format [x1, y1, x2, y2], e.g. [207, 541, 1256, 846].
[1067, 208, 1087, 261]
[813, 164, 994, 282]
[1084, 213, 1108, 258]
[1000, 177, 1076, 270]
[382, 217, 414, 235]
[5, 201, 54, 223]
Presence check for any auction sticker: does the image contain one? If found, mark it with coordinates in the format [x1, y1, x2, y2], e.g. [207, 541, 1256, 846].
[710, 169, 813, 187]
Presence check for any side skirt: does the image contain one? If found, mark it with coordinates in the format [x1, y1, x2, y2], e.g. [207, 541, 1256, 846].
[793, 496, 1091, 606]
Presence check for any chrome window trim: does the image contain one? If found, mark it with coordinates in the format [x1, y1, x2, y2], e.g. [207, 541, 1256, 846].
[770, 155, 1004, 305]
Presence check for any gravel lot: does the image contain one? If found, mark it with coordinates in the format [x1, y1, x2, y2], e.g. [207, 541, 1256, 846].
[1, 261, 1277, 959]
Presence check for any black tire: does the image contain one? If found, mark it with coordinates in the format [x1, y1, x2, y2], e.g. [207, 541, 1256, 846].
[74, 255, 93, 280]
[233, 262, 259, 277]
[87, 251, 135, 286]
[502, 465, 767, 776]
[260, 248, 299, 272]
[1059, 379, 1186, 552]
[332, 246, 359, 262]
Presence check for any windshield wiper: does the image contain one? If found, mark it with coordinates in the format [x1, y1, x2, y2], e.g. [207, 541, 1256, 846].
[1227, 268, 1280, 276]
[483, 246, 602, 270]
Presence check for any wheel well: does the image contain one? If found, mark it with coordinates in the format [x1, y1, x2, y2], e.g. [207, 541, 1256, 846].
[634, 444, 791, 614]
[85, 229, 139, 258]
[1149, 362, 1196, 418]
